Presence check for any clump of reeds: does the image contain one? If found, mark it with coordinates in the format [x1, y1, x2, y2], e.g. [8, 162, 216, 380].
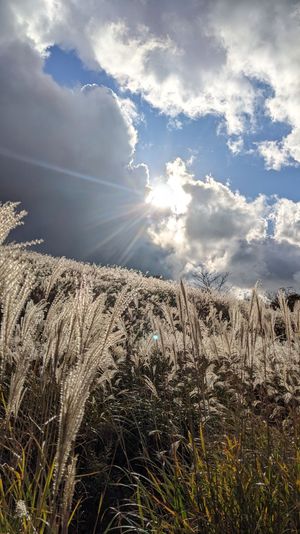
[0, 202, 138, 532]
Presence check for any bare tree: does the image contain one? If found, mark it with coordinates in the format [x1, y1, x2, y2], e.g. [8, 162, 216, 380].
[192, 265, 230, 292]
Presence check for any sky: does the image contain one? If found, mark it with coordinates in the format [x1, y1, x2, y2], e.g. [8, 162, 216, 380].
[1, 0, 300, 292]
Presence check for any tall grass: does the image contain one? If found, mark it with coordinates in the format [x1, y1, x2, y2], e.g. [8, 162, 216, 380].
[0, 202, 299, 532]
[123, 423, 299, 533]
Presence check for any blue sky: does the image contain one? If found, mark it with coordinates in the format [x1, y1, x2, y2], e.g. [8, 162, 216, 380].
[45, 45, 299, 202]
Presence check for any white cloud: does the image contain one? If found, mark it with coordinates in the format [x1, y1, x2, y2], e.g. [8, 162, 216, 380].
[211, 0, 300, 169]
[272, 198, 300, 246]
[186, 150, 198, 168]
[148, 158, 268, 273]
[227, 137, 244, 156]
[257, 141, 292, 171]
[167, 118, 183, 131]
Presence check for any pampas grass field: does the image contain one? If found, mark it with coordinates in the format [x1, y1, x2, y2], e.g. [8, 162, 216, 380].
[0, 202, 299, 533]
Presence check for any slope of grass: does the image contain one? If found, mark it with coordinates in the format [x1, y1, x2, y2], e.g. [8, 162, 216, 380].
[0, 202, 299, 533]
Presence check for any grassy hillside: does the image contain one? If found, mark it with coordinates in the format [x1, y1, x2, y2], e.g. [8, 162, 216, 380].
[0, 202, 299, 533]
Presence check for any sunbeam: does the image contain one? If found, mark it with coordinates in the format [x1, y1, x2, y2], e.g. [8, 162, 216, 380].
[118, 219, 149, 265]
[86, 202, 149, 231]
[0, 146, 142, 196]
[87, 205, 150, 260]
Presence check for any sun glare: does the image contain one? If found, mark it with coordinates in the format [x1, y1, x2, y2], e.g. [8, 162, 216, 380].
[146, 180, 191, 215]
[146, 183, 174, 210]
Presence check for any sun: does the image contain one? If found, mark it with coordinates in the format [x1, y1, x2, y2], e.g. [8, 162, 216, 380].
[146, 180, 191, 215]
[146, 183, 174, 210]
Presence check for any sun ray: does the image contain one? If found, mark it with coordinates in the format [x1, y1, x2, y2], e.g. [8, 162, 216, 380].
[0, 146, 142, 196]
[86, 202, 150, 231]
[88, 208, 148, 258]
[117, 220, 148, 265]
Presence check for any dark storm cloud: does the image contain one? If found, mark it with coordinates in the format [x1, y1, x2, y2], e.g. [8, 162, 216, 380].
[0, 37, 163, 271]
[0, 41, 138, 181]
[0, 156, 170, 276]
[228, 239, 300, 291]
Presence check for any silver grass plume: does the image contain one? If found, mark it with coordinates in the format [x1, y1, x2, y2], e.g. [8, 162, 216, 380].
[6, 299, 45, 418]
[53, 283, 140, 495]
